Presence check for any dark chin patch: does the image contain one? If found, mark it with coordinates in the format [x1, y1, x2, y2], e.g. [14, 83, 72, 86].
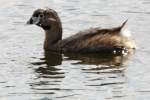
[41, 25, 51, 30]
[42, 25, 51, 30]
[27, 18, 33, 24]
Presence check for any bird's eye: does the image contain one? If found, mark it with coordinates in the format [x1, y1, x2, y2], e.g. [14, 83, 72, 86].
[39, 14, 44, 18]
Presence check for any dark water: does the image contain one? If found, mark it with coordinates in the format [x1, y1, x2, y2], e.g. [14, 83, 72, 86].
[0, 0, 150, 100]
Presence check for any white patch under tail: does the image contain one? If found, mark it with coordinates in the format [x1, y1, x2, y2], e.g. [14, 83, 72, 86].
[120, 28, 132, 38]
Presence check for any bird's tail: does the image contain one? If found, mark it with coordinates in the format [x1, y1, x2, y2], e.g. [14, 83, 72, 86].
[120, 19, 128, 29]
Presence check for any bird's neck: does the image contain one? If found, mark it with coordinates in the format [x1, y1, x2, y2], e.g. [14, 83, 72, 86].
[44, 23, 62, 50]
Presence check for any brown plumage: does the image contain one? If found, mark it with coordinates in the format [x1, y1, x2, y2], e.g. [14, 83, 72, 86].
[27, 8, 136, 54]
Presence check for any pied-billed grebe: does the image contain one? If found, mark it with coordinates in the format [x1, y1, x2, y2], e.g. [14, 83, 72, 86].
[27, 8, 136, 54]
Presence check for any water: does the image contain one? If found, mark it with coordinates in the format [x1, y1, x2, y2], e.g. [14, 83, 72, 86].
[0, 0, 150, 100]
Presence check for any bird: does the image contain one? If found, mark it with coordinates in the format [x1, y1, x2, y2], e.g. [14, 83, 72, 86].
[27, 8, 136, 55]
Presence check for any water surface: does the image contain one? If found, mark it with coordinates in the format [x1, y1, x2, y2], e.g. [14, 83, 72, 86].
[0, 0, 150, 100]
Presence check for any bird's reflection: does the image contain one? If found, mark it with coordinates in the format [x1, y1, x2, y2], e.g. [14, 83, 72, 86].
[30, 51, 134, 97]
[32, 50, 134, 74]
[43, 50, 63, 66]
[64, 52, 134, 66]
[38, 51, 133, 67]
[30, 51, 65, 92]
[32, 51, 63, 76]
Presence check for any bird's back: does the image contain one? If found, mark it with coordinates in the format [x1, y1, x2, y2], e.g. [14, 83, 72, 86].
[58, 28, 124, 53]
[55, 21, 136, 54]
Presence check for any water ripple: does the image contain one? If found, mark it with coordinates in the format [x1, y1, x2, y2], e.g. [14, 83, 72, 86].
[0, 0, 148, 100]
